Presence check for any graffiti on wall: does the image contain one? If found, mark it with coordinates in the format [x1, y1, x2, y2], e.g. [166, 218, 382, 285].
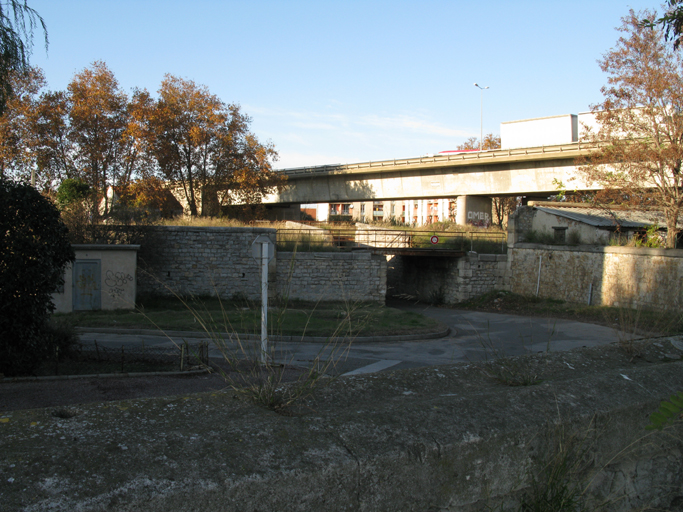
[105, 270, 134, 301]
[467, 211, 491, 228]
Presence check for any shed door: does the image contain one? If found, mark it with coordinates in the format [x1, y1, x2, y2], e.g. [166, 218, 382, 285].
[73, 260, 101, 311]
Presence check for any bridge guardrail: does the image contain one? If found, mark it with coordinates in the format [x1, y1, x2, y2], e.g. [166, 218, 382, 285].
[278, 142, 601, 177]
[276, 228, 507, 254]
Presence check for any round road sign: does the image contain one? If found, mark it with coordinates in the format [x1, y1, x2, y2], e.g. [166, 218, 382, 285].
[430, 235, 439, 245]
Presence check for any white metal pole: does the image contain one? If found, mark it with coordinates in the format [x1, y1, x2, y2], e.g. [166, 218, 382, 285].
[474, 83, 489, 151]
[260, 242, 268, 365]
[479, 88, 483, 151]
[536, 255, 542, 297]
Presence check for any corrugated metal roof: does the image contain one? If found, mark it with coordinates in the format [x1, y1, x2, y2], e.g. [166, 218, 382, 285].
[534, 206, 681, 229]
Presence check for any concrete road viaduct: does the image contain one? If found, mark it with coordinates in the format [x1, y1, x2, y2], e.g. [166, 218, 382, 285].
[263, 142, 602, 223]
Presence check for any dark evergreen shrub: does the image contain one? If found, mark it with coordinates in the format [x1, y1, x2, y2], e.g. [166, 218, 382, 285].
[0, 178, 74, 376]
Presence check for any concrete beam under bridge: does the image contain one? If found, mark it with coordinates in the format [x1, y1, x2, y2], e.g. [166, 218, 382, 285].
[264, 143, 601, 204]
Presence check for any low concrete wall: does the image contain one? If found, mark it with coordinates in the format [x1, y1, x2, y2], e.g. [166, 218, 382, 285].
[3, 340, 683, 511]
[509, 244, 683, 309]
[281, 221, 334, 247]
[355, 223, 412, 248]
[276, 251, 387, 303]
[388, 252, 509, 303]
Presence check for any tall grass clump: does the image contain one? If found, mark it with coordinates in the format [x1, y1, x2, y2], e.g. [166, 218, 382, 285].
[276, 230, 339, 252]
[476, 320, 554, 387]
[157, 216, 253, 228]
[602, 302, 683, 359]
[136, 261, 371, 414]
[513, 420, 602, 512]
[522, 229, 556, 245]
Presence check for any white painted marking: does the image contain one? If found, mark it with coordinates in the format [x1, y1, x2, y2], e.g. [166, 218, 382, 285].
[343, 359, 402, 376]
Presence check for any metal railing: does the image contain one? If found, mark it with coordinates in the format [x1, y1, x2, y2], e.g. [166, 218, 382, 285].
[276, 228, 507, 254]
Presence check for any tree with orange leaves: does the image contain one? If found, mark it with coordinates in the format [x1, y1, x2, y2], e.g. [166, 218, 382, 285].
[142, 75, 283, 216]
[457, 133, 501, 152]
[0, 67, 44, 184]
[67, 61, 128, 217]
[581, 9, 683, 248]
[116, 176, 180, 218]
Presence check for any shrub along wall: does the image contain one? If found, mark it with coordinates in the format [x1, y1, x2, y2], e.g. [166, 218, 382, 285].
[509, 244, 683, 310]
[137, 226, 387, 303]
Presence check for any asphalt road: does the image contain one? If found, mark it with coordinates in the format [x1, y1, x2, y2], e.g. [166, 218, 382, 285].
[77, 302, 627, 377]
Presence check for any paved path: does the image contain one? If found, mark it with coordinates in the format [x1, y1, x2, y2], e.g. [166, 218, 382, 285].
[78, 303, 626, 377]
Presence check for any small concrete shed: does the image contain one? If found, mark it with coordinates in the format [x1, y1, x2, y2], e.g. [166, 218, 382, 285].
[516, 202, 681, 245]
[52, 244, 139, 313]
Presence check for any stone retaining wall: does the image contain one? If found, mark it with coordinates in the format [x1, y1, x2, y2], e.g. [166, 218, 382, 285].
[509, 244, 683, 309]
[276, 251, 386, 303]
[136, 226, 386, 303]
[137, 226, 276, 300]
[388, 252, 509, 303]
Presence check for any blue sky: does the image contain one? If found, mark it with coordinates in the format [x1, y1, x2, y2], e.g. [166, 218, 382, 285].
[29, 0, 657, 169]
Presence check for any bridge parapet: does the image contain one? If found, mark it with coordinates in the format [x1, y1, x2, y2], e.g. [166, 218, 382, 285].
[266, 142, 604, 205]
[279, 141, 600, 178]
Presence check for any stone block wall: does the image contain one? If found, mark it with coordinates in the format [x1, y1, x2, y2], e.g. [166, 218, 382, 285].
[387, 253, 509, 303]
[513, 205, 535, 235]
[137, 226, 276, 300]
[276, 251, 387, 303]
[509, 244, 683, 309]
[447, 253, 510, 303]
[136, 226, 387, 303]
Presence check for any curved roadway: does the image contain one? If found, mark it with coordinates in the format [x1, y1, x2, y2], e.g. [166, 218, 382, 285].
[77, 302, 626, 377]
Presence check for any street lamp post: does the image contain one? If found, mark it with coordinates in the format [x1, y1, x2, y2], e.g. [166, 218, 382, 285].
[473, 83, 489, 151]
[25, 147, 35, 187]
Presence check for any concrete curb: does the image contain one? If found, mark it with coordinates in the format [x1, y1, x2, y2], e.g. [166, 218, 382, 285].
[75, 326, 451, 343]
[1, 369, 209, 384]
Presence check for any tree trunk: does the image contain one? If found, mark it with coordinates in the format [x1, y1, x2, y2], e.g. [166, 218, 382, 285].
[665, 206, 680, 248]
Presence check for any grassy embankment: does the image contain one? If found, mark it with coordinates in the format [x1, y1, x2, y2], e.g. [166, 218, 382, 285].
[55, 296, 445, 338]
[457, 290, 683, 337]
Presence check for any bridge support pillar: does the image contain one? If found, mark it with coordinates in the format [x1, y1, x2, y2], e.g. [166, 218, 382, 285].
[456, 196, 493, 227]
[456, 196, 467, 226]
